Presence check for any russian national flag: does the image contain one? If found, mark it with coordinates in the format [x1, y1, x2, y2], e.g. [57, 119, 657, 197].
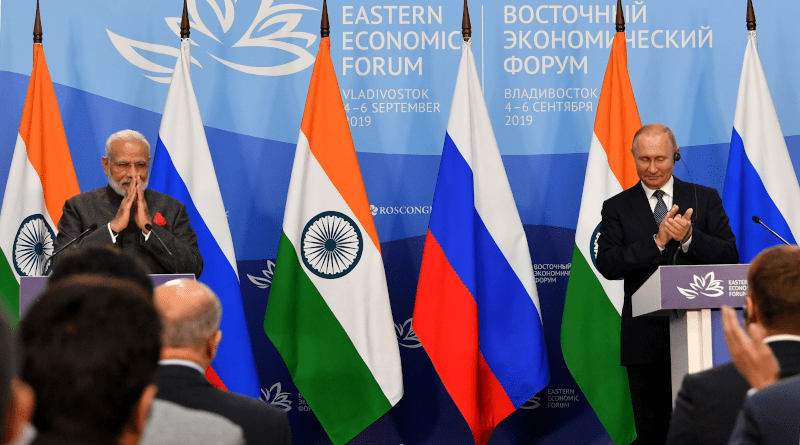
[723, 30, 800, 263]
[412, 38, 549, 445]
[149, 38, 261, 397]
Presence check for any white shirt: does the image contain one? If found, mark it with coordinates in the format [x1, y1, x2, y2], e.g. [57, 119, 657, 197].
[107, 222, 151, 242]
[641, 176, 692, 252]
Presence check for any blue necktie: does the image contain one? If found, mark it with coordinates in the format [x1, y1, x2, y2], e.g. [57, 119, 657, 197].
[653, 189, 667, 226]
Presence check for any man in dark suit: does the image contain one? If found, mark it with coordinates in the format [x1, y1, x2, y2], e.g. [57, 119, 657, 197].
[53, 129, 202, 277]
[596, 123, 739, 444]
[153, 279, 291, 445]
[727, 374, 800, 445]
[666, 245, 800, 445]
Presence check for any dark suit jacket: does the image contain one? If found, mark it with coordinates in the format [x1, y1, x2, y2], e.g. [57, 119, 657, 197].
[666, 340, 800, 445]
[54, 186, 202, 277]
[155, 364, 291, 445]
[596, 177, 739, 365]
[728, 373, 800, 445]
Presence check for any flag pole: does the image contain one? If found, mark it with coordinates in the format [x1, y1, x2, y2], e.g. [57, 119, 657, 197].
[746, 0, 756, 30]
[33, 0, 42, 43]
[616, 0, 625, 32]
[320, 0, 329, 38]
[181, 0, 190, 38]
[462, 0, 471, 40]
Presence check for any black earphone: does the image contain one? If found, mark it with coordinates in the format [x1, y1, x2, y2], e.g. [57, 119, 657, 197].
[673, 150, 681, 162]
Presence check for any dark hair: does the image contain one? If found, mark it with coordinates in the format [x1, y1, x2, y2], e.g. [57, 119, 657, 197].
[19, 276, 161, 442]
[748, 245, 800, 330]
[0, 312, 15, 437]
[49, 245, 153, 297]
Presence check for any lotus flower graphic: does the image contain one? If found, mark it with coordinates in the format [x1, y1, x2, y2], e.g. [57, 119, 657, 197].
[395, 318, 422, 349]
[107, 0, 317, 83]
[247, 259, 275, 289]
[677, 272, 725, 299]
[259, 382, 292, 412]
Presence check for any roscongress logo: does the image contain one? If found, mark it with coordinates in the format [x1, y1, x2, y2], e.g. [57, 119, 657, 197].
[677, 272, 724, 299]
[370, 205, 432, 216]
[107, 0, 318, 83]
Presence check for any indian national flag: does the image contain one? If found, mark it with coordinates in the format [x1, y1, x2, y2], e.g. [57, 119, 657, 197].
[263, 37, 403, 445]
[560, 31, 640, 445]
[0, 43, 80, 323]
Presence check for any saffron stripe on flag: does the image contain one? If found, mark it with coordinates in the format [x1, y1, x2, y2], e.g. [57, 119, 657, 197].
[561, 31, 637, 445]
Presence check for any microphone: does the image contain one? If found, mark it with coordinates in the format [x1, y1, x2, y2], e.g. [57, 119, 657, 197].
[145, 223, 177, 273]
[42, 223, 98, 275]
[752, 215, 790, 245]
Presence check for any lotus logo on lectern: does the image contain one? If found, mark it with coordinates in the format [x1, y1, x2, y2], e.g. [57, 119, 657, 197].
[107, 0, 318, 83]
[677, 272, 724, 299]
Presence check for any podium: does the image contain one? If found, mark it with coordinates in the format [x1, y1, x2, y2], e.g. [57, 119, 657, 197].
[19, 274, 196, 315]
[632, 264, 748, 403]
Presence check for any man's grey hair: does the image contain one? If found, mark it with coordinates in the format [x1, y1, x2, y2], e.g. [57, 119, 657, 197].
[162, 281, 223, 348]
[105, 129, 151, 159]
[631, 123, 678, 157]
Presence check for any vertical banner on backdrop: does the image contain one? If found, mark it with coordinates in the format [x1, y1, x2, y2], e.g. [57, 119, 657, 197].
[722, 14, 800, 263]
[0, 9, 80, 323]
[149, 30, 261, 397]
[264, 5, 404, 444]
[413, 9, 549, 444]
[561, 11, 640, 445]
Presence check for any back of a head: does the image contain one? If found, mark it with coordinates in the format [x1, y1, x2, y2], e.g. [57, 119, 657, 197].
[48, 245, 153, 296]
[748, 245, 800, 330]
[156, 279, 222, 350]
[19, 276, 161, 443]
[0, 312, 15, 442]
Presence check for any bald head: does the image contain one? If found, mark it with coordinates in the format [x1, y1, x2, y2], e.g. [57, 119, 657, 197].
[154, 279, 222, 349]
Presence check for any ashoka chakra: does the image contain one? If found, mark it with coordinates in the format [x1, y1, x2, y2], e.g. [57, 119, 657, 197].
[13, 214, 55, 277]
[301, 211, 363, 279]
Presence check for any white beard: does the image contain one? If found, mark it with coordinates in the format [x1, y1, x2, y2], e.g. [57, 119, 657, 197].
[107, 167, 149, 196]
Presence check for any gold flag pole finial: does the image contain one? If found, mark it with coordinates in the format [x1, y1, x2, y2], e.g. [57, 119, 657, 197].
[462, 0, 471, 41]
[746, 0, 756, 31]
[321, 0, 330, 38]
[181, 0, 190, 38]
[616, 0, 625, 32]
[33, 0, 42, 43]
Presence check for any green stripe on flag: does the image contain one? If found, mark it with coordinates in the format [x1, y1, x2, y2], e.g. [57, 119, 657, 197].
[562, 244, 635, 445]
[0, 249, 19, 326]
[265, 232, 391, 445]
